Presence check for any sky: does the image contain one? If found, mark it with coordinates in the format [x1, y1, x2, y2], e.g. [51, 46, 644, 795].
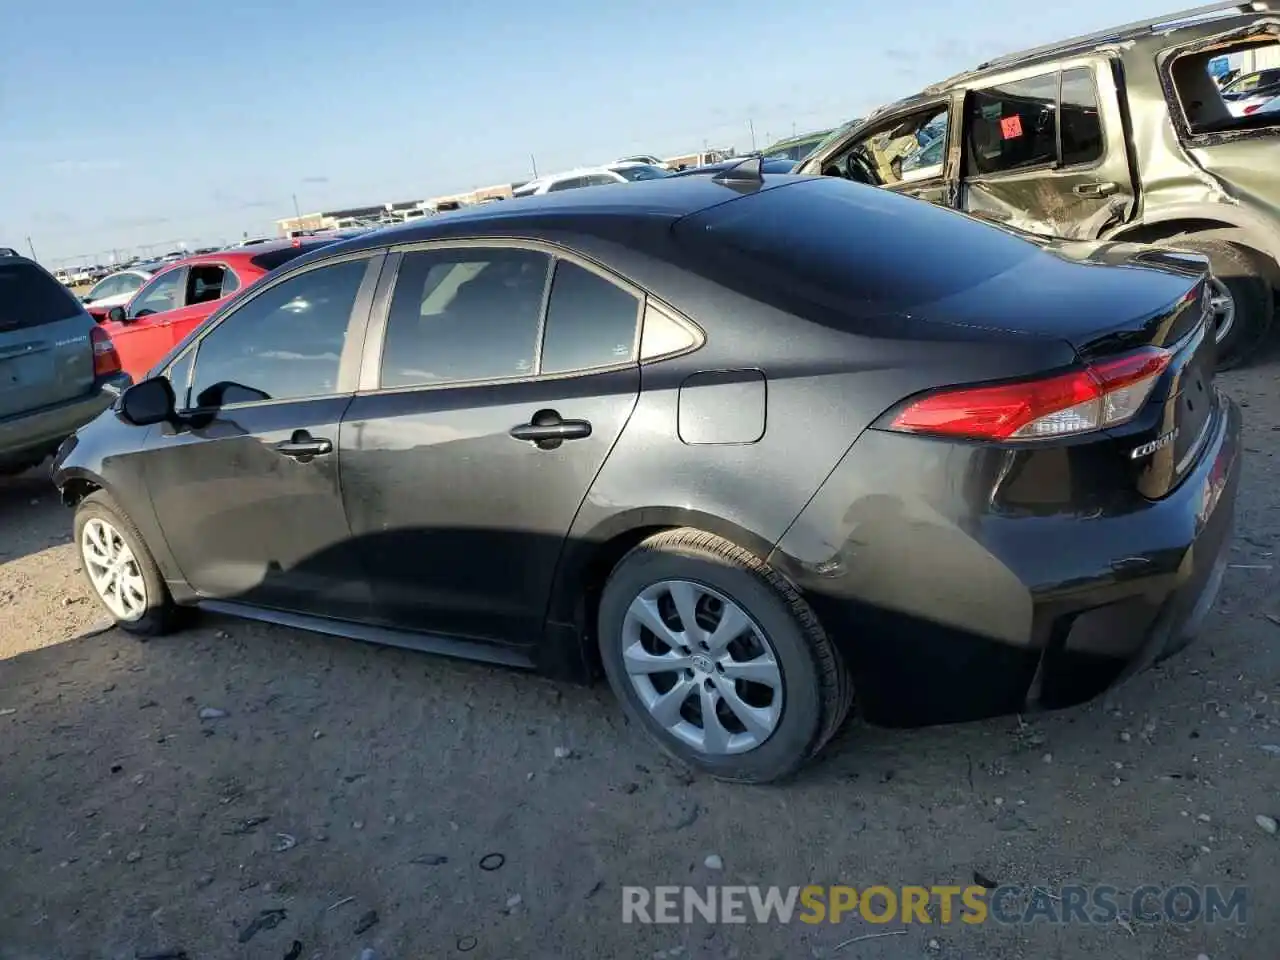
[1, 0, 1183, 265]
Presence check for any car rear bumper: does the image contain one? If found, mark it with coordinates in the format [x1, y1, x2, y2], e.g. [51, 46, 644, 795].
[0, 373, 131, 467]
[769, 392, 1242, 727]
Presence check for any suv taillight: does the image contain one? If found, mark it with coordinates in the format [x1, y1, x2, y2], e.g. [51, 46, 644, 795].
[887, 346, 1173, 441]
[90, 325, 122, 377]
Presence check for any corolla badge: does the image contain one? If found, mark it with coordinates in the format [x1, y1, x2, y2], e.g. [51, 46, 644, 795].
[1130, 427, 1179, 460]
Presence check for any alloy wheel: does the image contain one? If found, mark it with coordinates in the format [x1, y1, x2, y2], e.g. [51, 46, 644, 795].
[620, 579, 783, 755]
[81, 517, 148, 621]
[1207, 276, 1236, 346]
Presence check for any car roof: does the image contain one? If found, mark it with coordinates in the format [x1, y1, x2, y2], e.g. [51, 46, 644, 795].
[148, 238, 332, 274]
[912, 2, 1276, 101]
[314, 174, 811, 258]
[523, 166, 618, 188]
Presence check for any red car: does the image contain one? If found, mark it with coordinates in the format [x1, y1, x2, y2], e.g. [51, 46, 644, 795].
[101, 238, 339, 379]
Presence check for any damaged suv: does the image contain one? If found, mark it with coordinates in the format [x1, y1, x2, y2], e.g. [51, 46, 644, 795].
[799, 0, 1280, 368]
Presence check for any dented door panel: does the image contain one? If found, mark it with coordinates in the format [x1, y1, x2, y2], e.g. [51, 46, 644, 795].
[960, 58, 1137, 240]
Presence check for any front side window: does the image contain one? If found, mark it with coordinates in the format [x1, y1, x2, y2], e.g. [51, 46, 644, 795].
[539, 261, 640, 374]
[128, 269, 184, 318]
[831, 106, 950, 186]
[966, 72, 1059, 175]
[87, 274, 126, 301]
[119, 272, 146, 296]
[188, 258, 368, 408]
[380, 248, 549, 388]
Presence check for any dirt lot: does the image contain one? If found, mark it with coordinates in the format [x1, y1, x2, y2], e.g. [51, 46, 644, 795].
[2, 367, 1279, 960]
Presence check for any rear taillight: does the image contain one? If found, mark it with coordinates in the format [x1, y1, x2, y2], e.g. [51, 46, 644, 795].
[1244, 104, 1262, 115]
[888, 346, 1173, 441]
[89, 325, 122, 377]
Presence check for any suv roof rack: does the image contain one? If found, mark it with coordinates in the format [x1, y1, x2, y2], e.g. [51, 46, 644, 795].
[976, 0, 1277, 70]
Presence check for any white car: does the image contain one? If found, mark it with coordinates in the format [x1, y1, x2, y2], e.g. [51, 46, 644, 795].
[79, 268, 154, 310]
[1227, 90, 1280, 117]
[511, 162, 670, 198]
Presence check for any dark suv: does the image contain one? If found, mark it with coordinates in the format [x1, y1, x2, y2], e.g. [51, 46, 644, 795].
[798, 0, 1280, 368]
[0, 249, 131, 475]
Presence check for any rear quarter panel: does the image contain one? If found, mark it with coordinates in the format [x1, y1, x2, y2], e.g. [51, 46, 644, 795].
[542, 228, 1080, 625]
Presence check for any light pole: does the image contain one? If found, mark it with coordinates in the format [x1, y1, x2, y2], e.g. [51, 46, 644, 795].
[25, 236, 37, 261]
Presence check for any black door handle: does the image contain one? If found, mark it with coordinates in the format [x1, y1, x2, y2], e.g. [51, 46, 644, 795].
[275, 430, 333, 460]
[1073, 181, 1118, 198]
[510, 409, 592, 450]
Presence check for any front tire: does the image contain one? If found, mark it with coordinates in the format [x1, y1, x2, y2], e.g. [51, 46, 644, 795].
[1168, 236, 1274, 370]
[597, 528, 852, 784]
[74, 491, 180, 637]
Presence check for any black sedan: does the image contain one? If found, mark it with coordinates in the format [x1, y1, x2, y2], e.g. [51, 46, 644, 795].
[52, 167, 1240, 783]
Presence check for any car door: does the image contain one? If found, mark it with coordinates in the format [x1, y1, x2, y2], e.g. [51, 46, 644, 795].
[339, 243, 643, 645]
[958, 61, 1136, 238]
[108, 266, 188, 377]
[141, 253, 383, 620]
[799, 99, 959, 208]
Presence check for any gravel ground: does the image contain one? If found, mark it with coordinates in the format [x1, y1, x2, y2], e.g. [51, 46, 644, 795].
[2, 366, 1279, 960]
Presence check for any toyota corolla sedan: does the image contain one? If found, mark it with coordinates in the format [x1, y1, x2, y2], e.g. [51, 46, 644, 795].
[52, 167, 1240, 783]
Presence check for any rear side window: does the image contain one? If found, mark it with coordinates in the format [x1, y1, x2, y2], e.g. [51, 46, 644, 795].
[0, 262, 83, 331]
[380, 248, 550, 388]
[540, 261, 640, 374]
[966, 72, 1059, 175]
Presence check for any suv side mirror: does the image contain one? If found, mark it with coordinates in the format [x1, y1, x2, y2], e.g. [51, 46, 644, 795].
[107, 306, 128, 324]
[118, 377, 176, 427]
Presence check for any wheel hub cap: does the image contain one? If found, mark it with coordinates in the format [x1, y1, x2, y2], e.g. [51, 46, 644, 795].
[620, 579, 784, 756]
[81, 517, 148, 622]
[1206, 277, 1235, 346]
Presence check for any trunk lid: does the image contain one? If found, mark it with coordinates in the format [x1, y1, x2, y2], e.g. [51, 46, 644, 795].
[0, 261, 96, 419]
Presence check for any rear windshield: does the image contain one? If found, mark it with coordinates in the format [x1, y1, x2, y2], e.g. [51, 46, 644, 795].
[672, 177, 1037, 311]
[0, 261, 84, 332]
[249, 241, 332, 272]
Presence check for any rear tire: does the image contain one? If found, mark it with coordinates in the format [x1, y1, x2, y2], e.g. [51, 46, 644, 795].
[597, 528, 852, 784]
[1168, 236, 1274, 370]
[73, 491, 181, 637]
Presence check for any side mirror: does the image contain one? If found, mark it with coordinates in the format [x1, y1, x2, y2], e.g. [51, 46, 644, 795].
[118, 377, 176, 427]
[107, 306, 128, 324]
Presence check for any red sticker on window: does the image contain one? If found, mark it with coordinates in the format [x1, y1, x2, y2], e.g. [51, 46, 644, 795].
[1000, 115, 1023, 139]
